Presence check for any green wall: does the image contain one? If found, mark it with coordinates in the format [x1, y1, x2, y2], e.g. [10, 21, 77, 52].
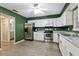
[0, 6, 26, 42]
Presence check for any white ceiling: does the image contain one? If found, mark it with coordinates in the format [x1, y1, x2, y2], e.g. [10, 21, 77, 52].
[0, 3, 65, 18]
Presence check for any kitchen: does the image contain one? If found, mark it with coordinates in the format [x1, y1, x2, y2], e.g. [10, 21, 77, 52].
[0, 3, 79, 56]
[25, 3, 79, 56]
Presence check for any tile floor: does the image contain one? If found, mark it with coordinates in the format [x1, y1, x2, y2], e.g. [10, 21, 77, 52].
[0, 40, 61, 56]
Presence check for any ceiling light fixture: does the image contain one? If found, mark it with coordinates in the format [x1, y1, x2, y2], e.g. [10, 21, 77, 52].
[34, 8, 44, 15]
[33, 3, 44, 15]
[34, 3, 39, 7]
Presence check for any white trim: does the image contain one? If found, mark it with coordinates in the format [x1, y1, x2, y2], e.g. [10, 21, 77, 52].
[8, 16, 16, 44]
[0, 13, 16, 46]
[14, 39, 24, 45]
[14, 17, 16, 44]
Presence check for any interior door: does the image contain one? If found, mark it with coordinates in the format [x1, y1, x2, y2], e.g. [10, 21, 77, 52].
[1, 16, 10, 42]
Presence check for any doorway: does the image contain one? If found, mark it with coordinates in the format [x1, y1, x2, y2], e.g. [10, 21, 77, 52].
[0, 13, 15, 49]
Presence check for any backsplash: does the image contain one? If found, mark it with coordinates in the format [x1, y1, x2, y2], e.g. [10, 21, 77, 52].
[34, 25, 73, 31]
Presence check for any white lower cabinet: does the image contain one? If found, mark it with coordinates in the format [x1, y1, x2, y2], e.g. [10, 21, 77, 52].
[53, 32, 59, 43]
[34, 32, 38, 40]
[34, 32, 44, 41]
[65, 39, 79, 56]
[59, 35, 69, 56]
[59, 34, 79, 56]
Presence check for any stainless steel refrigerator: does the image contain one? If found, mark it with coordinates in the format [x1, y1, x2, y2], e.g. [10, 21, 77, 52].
[25, 23, 34, 41]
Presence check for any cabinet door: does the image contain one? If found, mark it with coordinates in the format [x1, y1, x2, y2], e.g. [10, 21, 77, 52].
[59, 35, 70, 56]
[34, 32, 44, 41]
[37, 33, 44, 41]
[55, 19, 62, 26]
[60, 12, 66, 26]
[34, 32, 38, 40]
[59, 17, 64, 26]
[66, 11, 73, 25]
[59, 35, 79, 56]
[73, 7, 79, 31]
[59, 35, 64, 55]
[53, 19, 56, 27]
[53, 33, 58, 43]
[61, 38, 70, 56]
[65, 38, 79, 56]
[47, 20, 54, 26]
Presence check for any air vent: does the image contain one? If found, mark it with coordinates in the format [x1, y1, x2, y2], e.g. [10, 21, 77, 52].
[12, 9, 18, 12]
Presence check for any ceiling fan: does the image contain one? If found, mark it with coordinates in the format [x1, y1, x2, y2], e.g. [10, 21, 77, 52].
[33, 3, 47, 15]
[12, 3, 47, 16]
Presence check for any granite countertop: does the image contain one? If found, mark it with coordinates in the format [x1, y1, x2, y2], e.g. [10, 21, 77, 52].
[61, 33, 79, 48]
[49, 31, 79, 48]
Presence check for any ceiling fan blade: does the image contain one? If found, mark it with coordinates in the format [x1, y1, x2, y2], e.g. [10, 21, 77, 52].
[34, 9, 44, 15]
[39, 8, 47, 11]
[37, 4, 42, 8]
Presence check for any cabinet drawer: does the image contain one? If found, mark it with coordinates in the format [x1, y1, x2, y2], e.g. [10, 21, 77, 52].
[62, 36, 79, 56]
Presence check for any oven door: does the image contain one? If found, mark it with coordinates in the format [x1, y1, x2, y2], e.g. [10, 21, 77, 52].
[44, 33, 53, 40]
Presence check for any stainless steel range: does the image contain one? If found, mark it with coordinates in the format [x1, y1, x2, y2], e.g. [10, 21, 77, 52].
[44, 29, 53, 42]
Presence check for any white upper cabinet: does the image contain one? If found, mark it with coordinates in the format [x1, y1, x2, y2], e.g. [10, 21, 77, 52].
[53, 18, 64, 27]
[28, 19, 56, 27]
[45, 19, 54, 26]
[54, 15, 67, 27]
[53, 19, 58, 27]
[65, 10, 73, 25]
[62, 10, 73, 26]
[66, 3, 77, 26]
[28, 4, 78, 28]
[28, 19, 48, 27]
[73, 6, 79, 31]
[60, 3, 78, 26]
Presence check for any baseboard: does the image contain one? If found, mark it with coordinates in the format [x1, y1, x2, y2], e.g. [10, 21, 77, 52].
[24, 39, 33, 41]
[34, 40, 45, 42]
[53, 42, 58, 44]
[14, 39, 24, 44]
